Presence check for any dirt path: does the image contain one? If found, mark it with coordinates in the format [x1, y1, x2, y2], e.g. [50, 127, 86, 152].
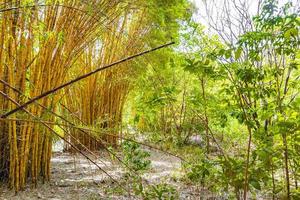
[0, 149, 205, 200]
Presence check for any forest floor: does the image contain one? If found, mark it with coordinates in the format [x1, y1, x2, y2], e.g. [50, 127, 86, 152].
[0, 145, 215, 200]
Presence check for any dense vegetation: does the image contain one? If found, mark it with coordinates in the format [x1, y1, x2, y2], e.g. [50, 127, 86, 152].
[0, 0, 299, 199]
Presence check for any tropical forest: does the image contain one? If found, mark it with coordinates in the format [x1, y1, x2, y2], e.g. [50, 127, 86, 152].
[0, 0, 299, 199]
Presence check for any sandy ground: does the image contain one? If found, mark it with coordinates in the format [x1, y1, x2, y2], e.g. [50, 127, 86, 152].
[0, 148, 210, 200]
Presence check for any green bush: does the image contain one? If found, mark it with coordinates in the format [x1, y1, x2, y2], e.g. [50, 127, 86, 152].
[122, 141, 151, 172]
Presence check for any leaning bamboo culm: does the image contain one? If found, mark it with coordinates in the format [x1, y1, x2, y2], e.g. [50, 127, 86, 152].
[0, 0, 122, 191]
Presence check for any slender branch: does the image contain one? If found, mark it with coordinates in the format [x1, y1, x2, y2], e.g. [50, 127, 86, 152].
[0, 117, 186, 162]
[0, 79, 149, 180]
[0, 41, 175, 118]
[0, 91, 129, 193]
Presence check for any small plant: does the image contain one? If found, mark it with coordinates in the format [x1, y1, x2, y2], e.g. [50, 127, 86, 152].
[121, 141, 179, 199]
[135, 182, 179, 200]
[107, 146, 117, 162]
[122, 141, 151, 172]
[185, 163, 209, 184]
[146, 183, 179, 200]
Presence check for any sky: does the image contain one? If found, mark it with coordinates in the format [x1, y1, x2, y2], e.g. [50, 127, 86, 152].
[192, 0, 300, 26]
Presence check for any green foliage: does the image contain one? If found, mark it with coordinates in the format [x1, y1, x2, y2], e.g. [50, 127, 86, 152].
[122, 141, 151, 172]
[135, 0, 193, 46]
[124, 0, 300, 199]
[120, 141, 179, 199]
[135, 182, 179, 200]
[184, 159, 213, 184]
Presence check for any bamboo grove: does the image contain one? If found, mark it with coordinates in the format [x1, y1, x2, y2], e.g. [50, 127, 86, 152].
[2, 0, 298, 199]
[0, 0, 123, 191]
[62, 0, 191, 150]
[0, 0, 190, 192]
[64, 8, 150, 150]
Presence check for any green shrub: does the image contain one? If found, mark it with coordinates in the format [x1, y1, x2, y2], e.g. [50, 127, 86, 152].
[122, 141, 151, 172]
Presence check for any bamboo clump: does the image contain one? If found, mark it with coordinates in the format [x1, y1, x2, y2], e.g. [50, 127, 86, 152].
[64, 7, 151, 150]
[0, 0, 122, 191]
